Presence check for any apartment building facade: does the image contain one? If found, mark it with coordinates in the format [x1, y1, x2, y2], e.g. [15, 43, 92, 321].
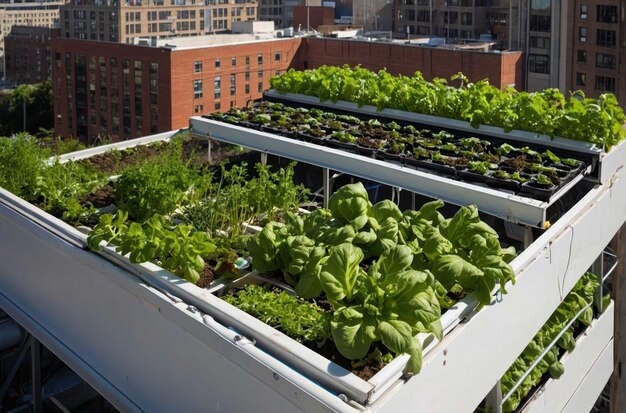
[259, 0, 321, 29]
[566, 0, 624, 104]
[0, 0, 65, 56]
[394, 0, 522, 49]
[58, 0, 258, 44]
[52, 31, 523, 141]
[51, 34, 301, 141]
[4, 26, 53, 84]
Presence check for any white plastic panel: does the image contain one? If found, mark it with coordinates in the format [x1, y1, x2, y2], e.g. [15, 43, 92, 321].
[53, 130, 178, 164]
[561, 340, 613, 413]
[369, 167, 626, 413]
[0, 197, 358, 413]
[520, 302, 614, 412]
[190, 117, 561, 227]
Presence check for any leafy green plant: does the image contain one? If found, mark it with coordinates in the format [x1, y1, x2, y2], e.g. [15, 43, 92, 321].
[535, 173, 553, 186]
[113, 143, 203, 221]
[320, 244, 441, 373]
[0, 133, 48, 199]
[222, 283, 331, 344]
[468, 161, 490, 175]
[270, 66, 626, 150]
[87, 211, 216, 284]
[246, 182, 516, 373]
[331, 131, 357, 143]
[182, 162, 308, 238]
[501, 272, 600, 412]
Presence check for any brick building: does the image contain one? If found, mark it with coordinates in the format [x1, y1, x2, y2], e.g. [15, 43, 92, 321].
[298, 37, 523, 90]
[52, 30, 523, 141]
[259, 0, 321, 29]
[59, 0, 258, 44]
[52, 32, 302, 142]
[0, 0, 65, 57]
[4, 26, 53, 84]
[566, 0, 624, 105]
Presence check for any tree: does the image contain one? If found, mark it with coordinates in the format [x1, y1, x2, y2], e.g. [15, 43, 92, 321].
[0, 81, 53, 136]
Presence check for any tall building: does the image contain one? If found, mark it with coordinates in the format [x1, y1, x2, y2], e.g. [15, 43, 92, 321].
[4, 26, 53, 84]
[394, 0, 522, 49]
[0, 0, 65, 56]
[52, 28, 523, 141]
[259, 0, 321, 29]
[52, 28, 301, 141]
[353, 0, 394, 31]
[565, 0, 624, 104]
[58, 0, 258, 44]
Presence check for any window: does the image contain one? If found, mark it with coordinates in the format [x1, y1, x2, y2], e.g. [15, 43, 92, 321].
[258, 82, 263, 93]
[194, 104, 203, 113]
[596, 53, 616, 69]
[595, 76, 616, 92]
[230, 74, 236, 96]
[257, 54, 263, 65]
[274, 52, 281, 62]
[417, 10, 430, 22]
[528, 54, 550, 74]
[580, 4, 587, 19]
[245, 84, 250, 94]
[597, 29, 616, 47]
[231, 57, 236, 67]
[597, 5, 617, 23]
[444, 11, 458, 24]
[194, 61, 202, 73]
[215, 58, 221, 69]
[258, 70, 263, 79]
[460, 12, 472, 25]
[577, 50, 587, 63]
[193, 79, 203, 98]
[529, 15, 550, 32]
[529, 36, 550, 49]
[576, 72, 586, 86]
[214, 76, 221, 99]
[215, 102, 221, 110]
[579, 27, 587, 42]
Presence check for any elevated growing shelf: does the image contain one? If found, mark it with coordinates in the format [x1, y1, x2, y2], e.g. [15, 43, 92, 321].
[1, 106, 625, 412]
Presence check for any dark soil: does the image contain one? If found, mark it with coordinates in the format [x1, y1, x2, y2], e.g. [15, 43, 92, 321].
[81, 144, 162, 175]
[80, 183, 115, 208]
[501, 155, 528, 170]
[196, 263, 216, 288]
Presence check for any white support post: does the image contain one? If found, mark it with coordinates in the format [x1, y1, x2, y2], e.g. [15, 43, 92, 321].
[323, 168, 330, 209]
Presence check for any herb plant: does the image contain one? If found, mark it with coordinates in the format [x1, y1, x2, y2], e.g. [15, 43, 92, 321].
[87, 211, 216, 284]
[222, 284, 330, 344]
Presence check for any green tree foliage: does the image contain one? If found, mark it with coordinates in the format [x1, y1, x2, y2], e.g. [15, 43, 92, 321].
[0, 81, 53, 136]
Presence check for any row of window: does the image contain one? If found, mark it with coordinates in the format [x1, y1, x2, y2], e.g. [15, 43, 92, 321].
[578, 28, 616, 47]
[579, 4, 618, 23]
[396, 10, 473, 25]
[576, 50, 617, 69]
[194, 52, 281, 73]
[575, 73, 616, 92]
[193, 78, 265, 99]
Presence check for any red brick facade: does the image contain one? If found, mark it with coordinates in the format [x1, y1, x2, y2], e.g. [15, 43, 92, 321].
[52, 35, 522, 141]
[296, 37, 524, 90]
[52, 36, 301, 142]
[5, 26, 53, 84]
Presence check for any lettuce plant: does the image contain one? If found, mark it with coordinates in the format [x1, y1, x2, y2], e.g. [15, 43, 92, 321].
[320, 244, 441, 373]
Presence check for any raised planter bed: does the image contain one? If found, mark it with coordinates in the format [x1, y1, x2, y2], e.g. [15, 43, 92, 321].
[205, 103, 592, 207]
[264, 89, 626, 185]
[1, 116, 624, 412]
